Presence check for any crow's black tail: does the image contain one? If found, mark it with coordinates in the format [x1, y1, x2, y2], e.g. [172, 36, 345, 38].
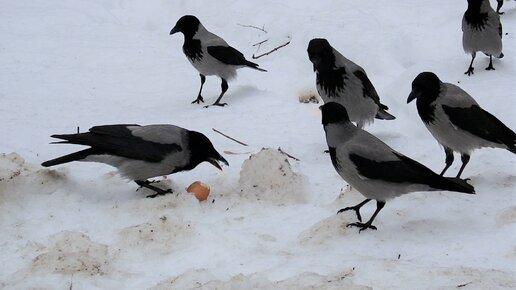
[375, 108, 396, 120]
[440, 177, 475, 194]
[41, 148, 98, 167]
[245, 60, 267, 72]
[504, 127, 516, 154]
[500, 125, 515, 154]
[508, 144, 516, 155]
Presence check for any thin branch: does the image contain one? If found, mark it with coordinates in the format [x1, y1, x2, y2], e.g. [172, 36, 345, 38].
[252, 40, 291, 59]
[223, 150, 254, 155]
[212, 128, 248, 146]
[278, 147, 300, 161]
[237, 23, 267, 33]
[69, 274, 74, 290]
[253, 39, 269, 47]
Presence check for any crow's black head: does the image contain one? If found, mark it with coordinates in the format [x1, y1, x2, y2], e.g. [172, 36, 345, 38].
[307, 38, 336, 73]
[466, 0, 483, 9]
[186, 131, 228, 172]
[170, 15, 201, 38]
[320, 102, 350, 126]
[407, 72, 441, 103]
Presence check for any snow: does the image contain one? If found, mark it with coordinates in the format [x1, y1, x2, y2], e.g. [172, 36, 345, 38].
[238, 148, 309, 204]
[1, 0, 515, 289]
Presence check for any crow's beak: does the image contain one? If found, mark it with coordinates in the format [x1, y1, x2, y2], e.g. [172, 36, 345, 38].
[170, 25, 179, 35]
[407, 90, 420, 103]
[208, 156, 229, 171]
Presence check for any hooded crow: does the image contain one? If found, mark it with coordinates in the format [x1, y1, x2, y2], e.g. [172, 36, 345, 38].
[462, 0, 503, 75]
[408, 72, 515, 178]
[170, 15, 266, 107]
[307, 38, 395, 129]
[321, 102, 475, 232]
[42, 124, 228, 198]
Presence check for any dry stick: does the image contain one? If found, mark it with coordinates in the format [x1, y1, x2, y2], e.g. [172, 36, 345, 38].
[252, 40, 291, 59]
[212, 128, 249, 146]
[237, 23, 267, 33]
[278, 147, 300, 161]
[253, 39, 269, 47]
[69, 274, 74, 290]
[457, 282, 473, 288]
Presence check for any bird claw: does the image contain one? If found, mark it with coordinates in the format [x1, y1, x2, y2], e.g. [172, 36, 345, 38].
[191, 96, 204, 104]
[146, 189, 173, 198]
[464, 67, 474, 76]
[346, 222, 377, 233]
[485, 65, 495, 71]
[337, 206, 362, 222]
[204, 102, 228, 108]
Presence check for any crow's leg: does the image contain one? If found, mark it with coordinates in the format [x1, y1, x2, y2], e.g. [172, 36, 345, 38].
[440, 147, 454, 176]
[337, 198, 372, 222]
[135, 180, 173, 198]
[347, 201, 385, 233]
[465, 52, 476, 76]
[192, 74, 206, 104]
[456, 154, 471, 179]
[496, 0, 504, 14]
[205, 78, 228, 107]
[485, 55, 495, 71]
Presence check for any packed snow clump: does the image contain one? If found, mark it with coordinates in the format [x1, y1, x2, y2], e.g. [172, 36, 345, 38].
[237, 148, 309, 204]
[31, 231, 110, 275]
[151, 270, 371, 290]
[116, 214, 195, 255]
[0, 152, 67, 200]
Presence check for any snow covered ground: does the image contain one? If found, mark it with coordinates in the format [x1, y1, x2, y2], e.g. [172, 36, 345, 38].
[1, 0, 515, 289]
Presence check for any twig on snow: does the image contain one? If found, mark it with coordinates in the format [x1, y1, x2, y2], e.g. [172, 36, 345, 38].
[278, 147, 300, 161]
[252, 40, 291, 59]
[212, 128, 249, 146]
[69, 274, 74, 290]
[456, 282, 473, 288]
[237, 23, 267, 33]
[223, 150, 254, 155]
[253, 39, 269, 47]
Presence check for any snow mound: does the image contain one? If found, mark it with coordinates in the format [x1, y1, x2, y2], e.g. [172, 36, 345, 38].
[237, 148, 309, 204]
[116, 215, 194, 255]
[31, 231, 109, 275]
[0, 152, 26, 181]
[298, 213, 354, 245]
[151, 269, 370, 290]
[0, 152, 67, 200]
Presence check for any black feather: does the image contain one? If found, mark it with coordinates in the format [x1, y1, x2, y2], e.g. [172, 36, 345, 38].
[49, 125, 182, 163]
[349, 152, 474, 193]
[353, 70, 382, 105]
[183, 39, 203, 61]
[443, 105, 516, 150]
[328, 147, 341, 171]
[41, 148, 101, 167]
[317, 68, 347, 98]
[464, 0, 489, 30]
